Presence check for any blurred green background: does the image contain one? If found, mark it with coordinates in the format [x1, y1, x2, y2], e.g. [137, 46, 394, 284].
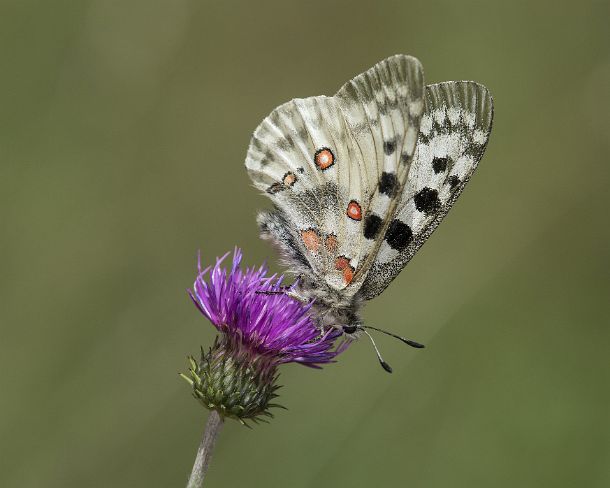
[1, 0, 608, 487]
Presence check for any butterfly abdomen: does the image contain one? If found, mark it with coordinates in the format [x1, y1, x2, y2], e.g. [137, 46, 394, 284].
[257, 209, 313, 277]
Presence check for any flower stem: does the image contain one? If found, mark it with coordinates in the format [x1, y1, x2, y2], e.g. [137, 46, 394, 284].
[186, 410, 224, 488]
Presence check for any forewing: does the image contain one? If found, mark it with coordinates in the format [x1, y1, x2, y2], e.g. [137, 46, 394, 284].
[245, 55, 424, 293]
[359, 81, 494, 299]
[333, 55, 424, 289]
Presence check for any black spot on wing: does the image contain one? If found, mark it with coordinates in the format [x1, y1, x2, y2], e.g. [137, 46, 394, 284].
[384, 219, 413, 251]
[431, 117, 447, 135]
[445, 116, 454, 132]
[363, 214, 383, 239]
[414, 187, 441, 215]
[464, 144, 482, 158]
[401, 152, 411, 164]
[383, 138, 396, 155]
[267, 182, 284, 194]
[448, 175, 460, 189]
[379, 172, 399, 198]
[432, 157, 448, 174]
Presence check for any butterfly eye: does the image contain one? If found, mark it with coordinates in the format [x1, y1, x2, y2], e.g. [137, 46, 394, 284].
[346, 200, 362, 221]
[314, 147, 335, 170]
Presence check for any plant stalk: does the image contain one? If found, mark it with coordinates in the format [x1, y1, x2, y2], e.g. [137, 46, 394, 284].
[186, 410, 224, 488]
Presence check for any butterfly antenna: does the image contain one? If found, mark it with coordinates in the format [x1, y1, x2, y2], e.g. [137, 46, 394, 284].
[361, 325, 425, 349]
[361, 328, 393, 373]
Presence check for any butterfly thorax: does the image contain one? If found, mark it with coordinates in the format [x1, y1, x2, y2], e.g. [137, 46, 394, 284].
[294, 275, 363, 330]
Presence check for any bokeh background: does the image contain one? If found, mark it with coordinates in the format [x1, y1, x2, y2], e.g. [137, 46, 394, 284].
[1, 1, 609, 487]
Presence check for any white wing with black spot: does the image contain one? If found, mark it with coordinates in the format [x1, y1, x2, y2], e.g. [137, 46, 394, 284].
[245, 55, 424, 294]
[359, 81, 494, 299]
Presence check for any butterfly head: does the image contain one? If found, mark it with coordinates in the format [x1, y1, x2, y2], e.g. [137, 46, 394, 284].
[341, 324, 361, 337]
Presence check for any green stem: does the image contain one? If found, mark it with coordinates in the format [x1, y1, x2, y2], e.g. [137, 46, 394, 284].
[186, 411, 224, 488]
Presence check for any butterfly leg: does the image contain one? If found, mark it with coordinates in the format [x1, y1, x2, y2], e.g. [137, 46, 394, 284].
[256, 287, 310, 304]
[286, 289, 309, 303]
[256, 286, 293, 295]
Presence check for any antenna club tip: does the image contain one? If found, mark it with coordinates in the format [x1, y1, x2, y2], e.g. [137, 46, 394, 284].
[407, 340, 425, 349]
[380, 361, 393, 373]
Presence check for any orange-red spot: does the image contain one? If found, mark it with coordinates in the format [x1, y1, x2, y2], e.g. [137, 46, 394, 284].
[335, 256, 350, 270]
[283, 172, 296, 187]
[325, 234, 338, 252]
[346, 200, 362, 221]
[342, 266, 354, 284]
[335, 256, 355, 284]
[314, 148, 335, 170]
[301, 229, 320, 252]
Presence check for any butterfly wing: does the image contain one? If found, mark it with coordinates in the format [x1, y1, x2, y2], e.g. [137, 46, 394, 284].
[358, 81, 494, 299]
[245, 55, 424, 293]
[332, 56, 424, 289]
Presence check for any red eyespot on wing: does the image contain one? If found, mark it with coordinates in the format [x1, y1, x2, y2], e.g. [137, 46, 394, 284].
[343, 266, 354, 284]
[301, 229, 321, 252]
[346, 200, 362, 221]
[335, 256, 350, 270]
[283, 172, 297, 187]
[314, 148, 335, 170]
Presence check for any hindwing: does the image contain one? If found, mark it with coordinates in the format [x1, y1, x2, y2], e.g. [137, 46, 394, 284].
[245, 55, 425, 294]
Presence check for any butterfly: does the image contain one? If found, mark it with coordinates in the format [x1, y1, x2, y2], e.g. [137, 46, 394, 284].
[245, 55, 493, 371]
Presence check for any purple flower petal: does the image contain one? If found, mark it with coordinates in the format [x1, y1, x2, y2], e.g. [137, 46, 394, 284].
[190, 249, 347, 366]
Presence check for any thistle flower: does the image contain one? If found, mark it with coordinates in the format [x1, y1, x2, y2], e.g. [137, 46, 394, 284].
[182, 248, 344, 425]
